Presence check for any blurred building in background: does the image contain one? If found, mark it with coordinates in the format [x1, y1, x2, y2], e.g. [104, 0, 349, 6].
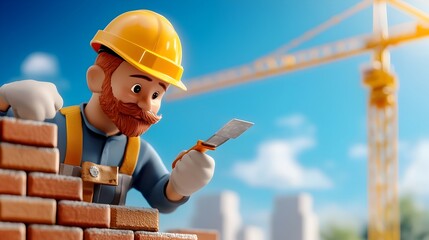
[191, 191, 242, 240]
[271, 193, 319, 240]
[237, 226, 265, 240]
[192, 191, 319, 240]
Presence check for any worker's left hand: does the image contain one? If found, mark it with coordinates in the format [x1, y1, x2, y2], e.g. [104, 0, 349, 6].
[169, 150, 215, 196]
[0, 80, 63, 121]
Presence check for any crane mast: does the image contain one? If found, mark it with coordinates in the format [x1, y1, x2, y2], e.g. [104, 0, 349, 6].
[364, 1, 400, 239]
[167, 1, 429, 239]
[364, 65, 399, 239]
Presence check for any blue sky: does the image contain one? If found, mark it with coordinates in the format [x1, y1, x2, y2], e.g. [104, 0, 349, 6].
[2, 0, 429, 237]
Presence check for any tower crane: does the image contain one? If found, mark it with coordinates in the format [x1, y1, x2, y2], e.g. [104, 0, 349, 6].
[167, 0, 429, 239]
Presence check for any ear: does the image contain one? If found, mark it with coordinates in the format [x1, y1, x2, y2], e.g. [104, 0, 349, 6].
[86, 65, 105, 93]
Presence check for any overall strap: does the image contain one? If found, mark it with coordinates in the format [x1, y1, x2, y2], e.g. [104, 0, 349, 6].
[119, 137, 140, 176]
[59, 106, 83, 166]
[60, 105, 140, 176]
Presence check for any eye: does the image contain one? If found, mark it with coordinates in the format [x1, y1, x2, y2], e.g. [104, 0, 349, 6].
[131, 84, 141, 93]
[152, 91, 160, 99]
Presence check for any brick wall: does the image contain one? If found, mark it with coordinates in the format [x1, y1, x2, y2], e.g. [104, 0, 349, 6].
[0, 117, 206, 240]
[168, 229, 219, 240]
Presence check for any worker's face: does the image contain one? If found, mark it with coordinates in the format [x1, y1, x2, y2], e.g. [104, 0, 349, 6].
[99, 61, 169, 137]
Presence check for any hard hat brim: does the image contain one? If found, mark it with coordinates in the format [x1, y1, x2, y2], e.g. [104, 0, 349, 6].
[91, 30, 187, 91]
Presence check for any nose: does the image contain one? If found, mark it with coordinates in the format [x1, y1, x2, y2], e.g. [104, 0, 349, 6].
[137, 95, 152, 112]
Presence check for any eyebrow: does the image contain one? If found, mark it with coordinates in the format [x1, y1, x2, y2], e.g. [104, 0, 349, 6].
[130, 74, 152, 81]
[130, 74, 167, 91]
[158, 82, 167, 91]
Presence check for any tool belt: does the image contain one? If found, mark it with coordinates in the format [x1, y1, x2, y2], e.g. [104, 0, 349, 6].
[60, 162, 133, 205]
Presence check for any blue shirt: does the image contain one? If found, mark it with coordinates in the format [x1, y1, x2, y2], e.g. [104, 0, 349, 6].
[2, 104, 188, 213]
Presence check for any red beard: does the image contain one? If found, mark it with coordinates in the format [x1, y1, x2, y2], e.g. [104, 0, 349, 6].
[99, 79, 162, 137]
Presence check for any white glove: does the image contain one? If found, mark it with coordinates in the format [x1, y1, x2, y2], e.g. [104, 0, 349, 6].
[0, 80, 63, 121]
[170, 150, 215, 196]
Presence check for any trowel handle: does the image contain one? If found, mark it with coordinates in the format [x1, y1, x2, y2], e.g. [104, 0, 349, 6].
[172, 140, 216, 169]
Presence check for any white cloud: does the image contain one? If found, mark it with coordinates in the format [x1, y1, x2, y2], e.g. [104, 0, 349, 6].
[19, 52, 70, 91]
[276, 114, 316, 135]
[400, 139, 429, 196]
[348, 143, 367, 160]
[323, 159, 336, 170]
[21, 52, 59, 76]
[232, 137, 332, 190]
[277, 114, 306, 128]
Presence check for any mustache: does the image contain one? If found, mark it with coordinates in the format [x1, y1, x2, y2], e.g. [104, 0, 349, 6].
[117, 101, 162, 125]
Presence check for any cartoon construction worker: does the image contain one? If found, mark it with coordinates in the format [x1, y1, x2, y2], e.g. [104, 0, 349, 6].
[0, 10, 215, 213]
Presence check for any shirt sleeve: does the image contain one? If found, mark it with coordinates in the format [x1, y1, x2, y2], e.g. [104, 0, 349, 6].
[0, 108, 14, 117]
[131, 140, 189, 213]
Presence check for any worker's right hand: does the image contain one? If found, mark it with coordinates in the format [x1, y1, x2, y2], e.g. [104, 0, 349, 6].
[169, 150, 215, 197]
[0, 80, 63, 121]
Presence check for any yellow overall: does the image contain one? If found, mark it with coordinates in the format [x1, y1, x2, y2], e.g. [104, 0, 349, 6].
[59, 105, 140, 204]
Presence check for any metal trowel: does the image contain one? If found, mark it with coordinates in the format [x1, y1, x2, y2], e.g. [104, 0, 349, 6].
[172, 118, 254, 168]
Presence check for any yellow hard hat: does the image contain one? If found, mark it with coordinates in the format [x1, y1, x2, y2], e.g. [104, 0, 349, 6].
[91, 10, 186, 90]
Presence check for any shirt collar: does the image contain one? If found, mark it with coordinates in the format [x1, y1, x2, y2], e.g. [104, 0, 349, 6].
[80, 103, 126, 140]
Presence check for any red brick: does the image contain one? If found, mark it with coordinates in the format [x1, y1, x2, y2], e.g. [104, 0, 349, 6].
[135, 231, 197, 240]
[0, 143, 59, 173]
[28, 224, 83, 240]
[0, 195, 56, 224]
[110, 205, 158, 231]
[28, 172, 82, 200]
[58, 200, 110, 228]
[168, 229, 219, 240]
[0, 117, 57, 147]
[0, 222, 25, 240]
[0, 169, 26, 196]
[84, 228, 133, 240]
